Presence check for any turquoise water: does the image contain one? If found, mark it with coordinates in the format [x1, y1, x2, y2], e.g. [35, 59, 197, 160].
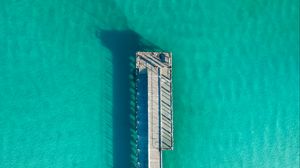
[0, 0, 299, 167]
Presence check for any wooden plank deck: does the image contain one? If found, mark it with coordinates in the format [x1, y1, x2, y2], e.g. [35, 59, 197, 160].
[136, 52, 173, 168]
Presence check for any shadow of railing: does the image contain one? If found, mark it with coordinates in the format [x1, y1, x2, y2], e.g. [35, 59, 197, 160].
[96, 29, 162, 168]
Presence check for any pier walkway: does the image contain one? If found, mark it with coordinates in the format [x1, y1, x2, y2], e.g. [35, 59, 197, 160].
[136, 52, 173, 168]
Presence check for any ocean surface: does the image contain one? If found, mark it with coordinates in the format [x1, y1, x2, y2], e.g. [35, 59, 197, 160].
[0, 0, 299, 167]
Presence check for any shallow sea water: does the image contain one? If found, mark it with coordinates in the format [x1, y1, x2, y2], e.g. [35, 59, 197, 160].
[0, 0, 299, 167]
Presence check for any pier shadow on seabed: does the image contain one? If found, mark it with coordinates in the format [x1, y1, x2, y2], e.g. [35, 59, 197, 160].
[96, 29, 162, 168]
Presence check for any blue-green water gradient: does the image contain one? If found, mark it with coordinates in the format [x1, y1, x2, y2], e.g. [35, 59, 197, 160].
[0, 0, 299, 167]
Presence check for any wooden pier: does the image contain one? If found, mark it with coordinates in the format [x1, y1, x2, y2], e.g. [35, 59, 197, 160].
[136, 52, 173, 168]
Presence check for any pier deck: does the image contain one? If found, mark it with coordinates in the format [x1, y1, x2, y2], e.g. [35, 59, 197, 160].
[136, 52, 173, 168]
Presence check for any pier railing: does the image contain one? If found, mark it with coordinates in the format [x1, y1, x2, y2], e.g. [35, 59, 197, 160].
[136, 52, 173, 168]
